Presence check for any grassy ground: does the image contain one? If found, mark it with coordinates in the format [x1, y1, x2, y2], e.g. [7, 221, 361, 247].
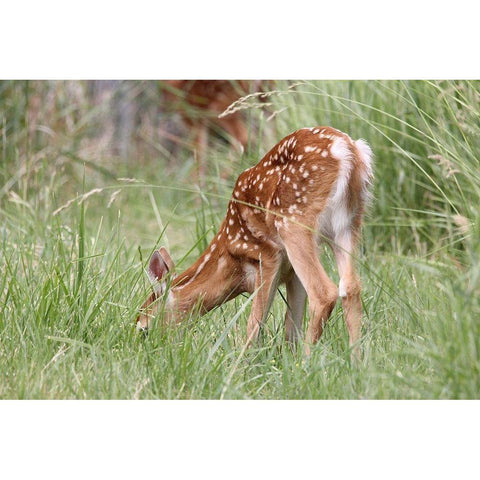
[1, 80, 479, 399]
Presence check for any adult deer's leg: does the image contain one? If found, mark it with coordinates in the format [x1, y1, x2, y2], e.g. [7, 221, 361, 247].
[285, 272, 306, 344]
[332, 232, 363, 361]
[219, 114, 248, 152]
[194, 121, 208, 186]
[279, 225, 338, 355]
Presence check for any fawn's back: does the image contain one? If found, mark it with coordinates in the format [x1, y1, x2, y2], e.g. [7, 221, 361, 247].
[221, 126, 372, 258]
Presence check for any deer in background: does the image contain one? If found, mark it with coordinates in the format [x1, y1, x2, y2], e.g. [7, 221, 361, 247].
[137, 126, 373, 359]
[162, 80, 265, 183]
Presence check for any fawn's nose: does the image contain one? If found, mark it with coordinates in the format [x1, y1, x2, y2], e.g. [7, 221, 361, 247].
[135, 322, 149, 339]
[135, 315, 149, 332]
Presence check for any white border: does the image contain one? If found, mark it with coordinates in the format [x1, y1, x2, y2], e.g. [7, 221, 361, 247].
[0, 401, 477, 478]
[2, 1, 479, 78]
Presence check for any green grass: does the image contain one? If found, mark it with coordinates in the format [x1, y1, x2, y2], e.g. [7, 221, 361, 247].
[1, 80, 479, 399]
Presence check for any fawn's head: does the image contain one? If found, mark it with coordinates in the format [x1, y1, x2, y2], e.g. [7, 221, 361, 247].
[136, 247, 175, 331]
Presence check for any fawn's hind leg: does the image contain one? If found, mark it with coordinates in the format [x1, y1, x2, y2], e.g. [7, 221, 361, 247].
[279, 226, 338, 355]
[332, 233, 363, 361]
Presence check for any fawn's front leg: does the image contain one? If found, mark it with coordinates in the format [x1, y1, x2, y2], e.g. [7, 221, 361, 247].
[246, 258, 281, 347]
[285, 272, 306, 344]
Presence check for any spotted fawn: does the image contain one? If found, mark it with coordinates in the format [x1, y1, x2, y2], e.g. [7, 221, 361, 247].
[137, 126, 373, 359]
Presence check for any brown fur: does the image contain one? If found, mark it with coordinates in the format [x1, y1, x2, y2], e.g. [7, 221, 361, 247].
[162, 80, 265, 182]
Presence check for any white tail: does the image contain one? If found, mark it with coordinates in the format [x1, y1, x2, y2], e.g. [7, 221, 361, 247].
[137, 126, 373, 359]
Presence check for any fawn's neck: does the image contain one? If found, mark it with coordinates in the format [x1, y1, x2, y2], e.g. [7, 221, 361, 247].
[168, 233, 246, 318]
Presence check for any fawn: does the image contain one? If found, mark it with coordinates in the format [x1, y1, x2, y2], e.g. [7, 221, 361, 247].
[137, 126, 373, 358]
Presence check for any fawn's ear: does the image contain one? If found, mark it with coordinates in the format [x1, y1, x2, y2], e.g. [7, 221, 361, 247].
[148, 250, 170, 293]
[158, 246, 175, 272]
